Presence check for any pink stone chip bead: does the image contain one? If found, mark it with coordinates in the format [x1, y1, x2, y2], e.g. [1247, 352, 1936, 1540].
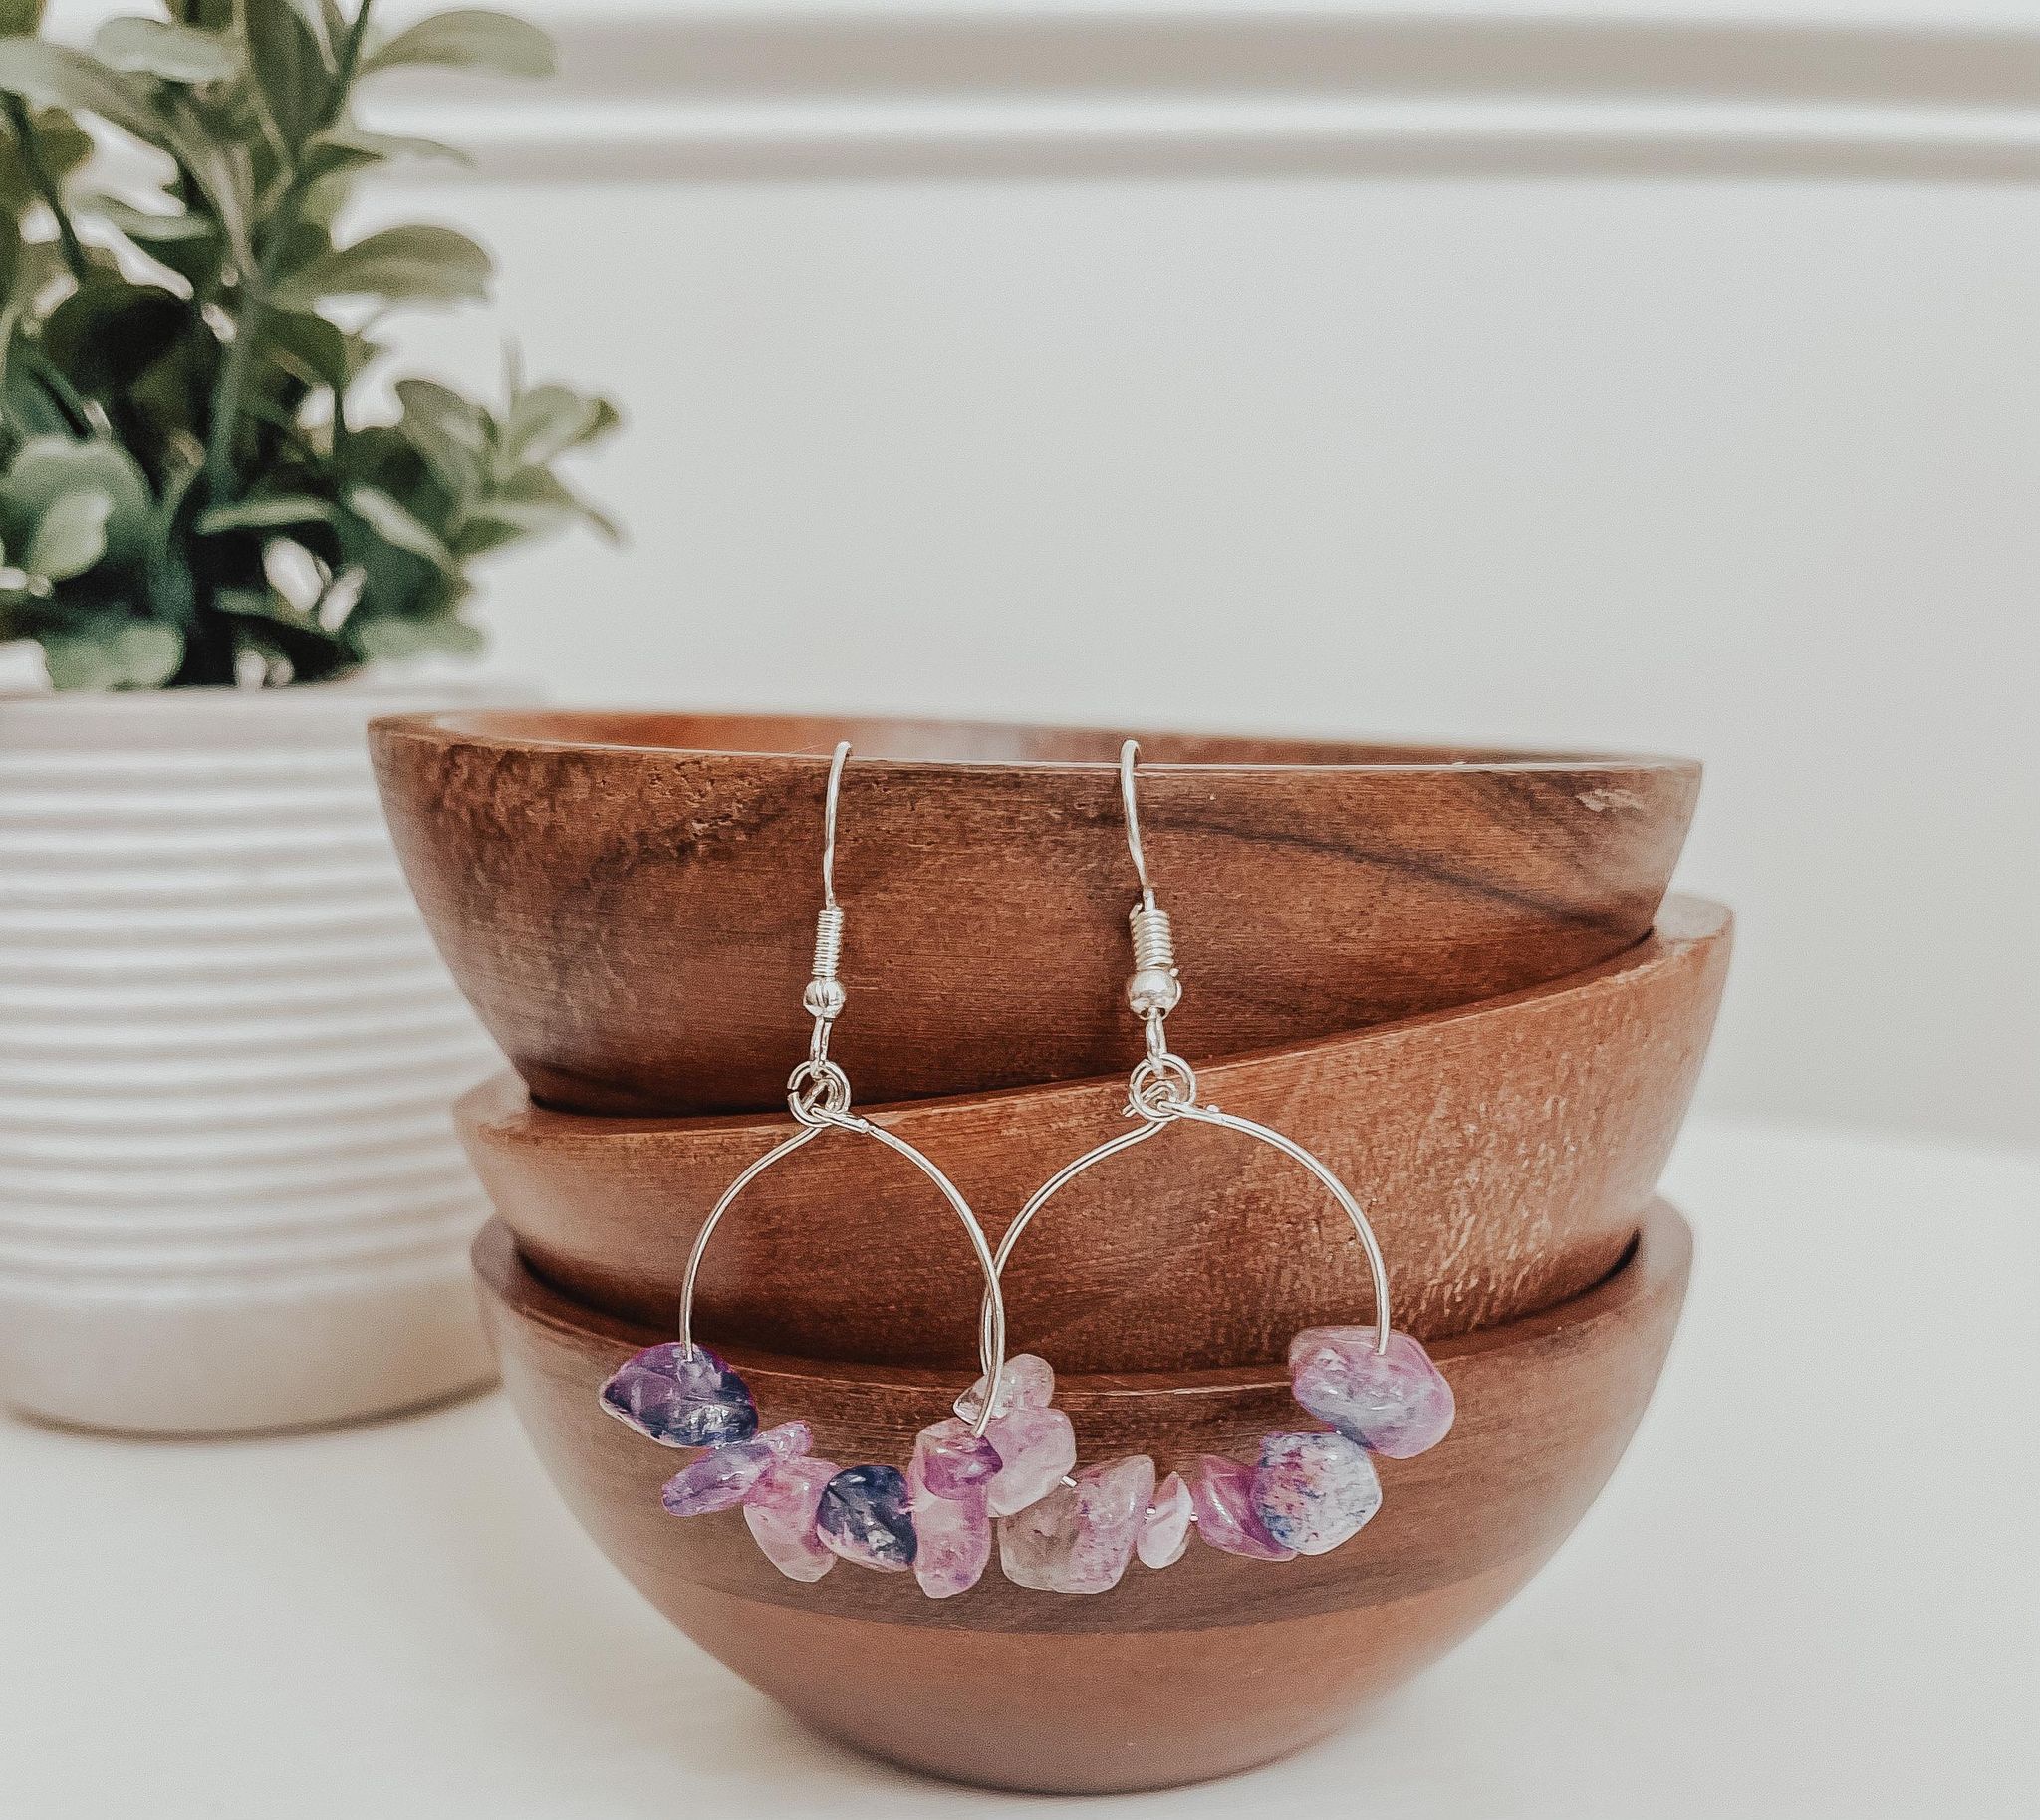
[982, 1407, 1078, 1517]
[1185, 1453, 1297, 1561]
[998, 1455, 1156, 1594]
[1136, 1471, 1193, 1569]
[905, 1445, 992, 1600]
[1288, 1326, 1455, 1458]
[953, 1352, 1055, 1422]
[914, 1417, 1002, 1497]
[759, 1419, 813, 1459]
[743, 1456, 838, 1582]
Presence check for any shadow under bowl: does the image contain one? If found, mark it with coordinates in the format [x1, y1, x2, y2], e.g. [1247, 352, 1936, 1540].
[476, 1198, 1690, 1793]
[375, 711, 1700, 1115]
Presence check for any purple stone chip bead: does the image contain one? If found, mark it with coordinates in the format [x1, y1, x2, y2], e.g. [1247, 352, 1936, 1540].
[1186, 1454, 1297, 1561]
[914, 1418, 1002, 1498]
[744, 1456, 839, 1582]
[817, 1465, 917, 1572]
[599, 1342, 758, 1449]
[661, 1436, 779, 1517]
[1288, 1326, 1455, 1458]
[1250, 1430, 1382, 1555]
[659, 1419, 818, 1520]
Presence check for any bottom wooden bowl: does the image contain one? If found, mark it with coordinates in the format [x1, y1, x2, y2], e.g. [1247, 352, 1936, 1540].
[476, 1203, 1690, 1794]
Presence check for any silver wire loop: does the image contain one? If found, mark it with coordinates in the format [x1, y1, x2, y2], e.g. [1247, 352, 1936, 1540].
[681, 1109, 1010, 1440]
[979, 1102, 1392, 1366]
[978, 734, 1393, 1363]
[787, 1057, 852, 1123]
[1127, 1052, 1197, 1119]
[676, 738, 1010, 1435]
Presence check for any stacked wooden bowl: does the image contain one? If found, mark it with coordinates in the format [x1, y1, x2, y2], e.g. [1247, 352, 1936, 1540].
[371, 711, 1727, 1794]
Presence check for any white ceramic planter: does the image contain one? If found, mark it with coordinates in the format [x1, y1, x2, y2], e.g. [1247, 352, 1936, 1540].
[0, 683, 510, 1433]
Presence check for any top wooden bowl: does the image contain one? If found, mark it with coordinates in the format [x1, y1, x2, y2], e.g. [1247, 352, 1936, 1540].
[371, 711, 1699, 1115]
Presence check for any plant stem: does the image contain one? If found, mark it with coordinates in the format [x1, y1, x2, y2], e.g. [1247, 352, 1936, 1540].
[2, 96, 89, 284]
[200, 0, 376, 504]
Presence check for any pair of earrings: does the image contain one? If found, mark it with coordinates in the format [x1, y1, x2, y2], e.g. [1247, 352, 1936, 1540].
[599, 741, 1454, 1598]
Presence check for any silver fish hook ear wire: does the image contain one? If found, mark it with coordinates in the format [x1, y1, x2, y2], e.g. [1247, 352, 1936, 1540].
[600, 740, 1021, 1594]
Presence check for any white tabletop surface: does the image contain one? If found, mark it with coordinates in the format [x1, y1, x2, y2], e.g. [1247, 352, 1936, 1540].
[4, 1115, 2036, 1819]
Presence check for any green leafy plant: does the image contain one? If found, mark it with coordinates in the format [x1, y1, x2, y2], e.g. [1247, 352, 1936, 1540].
[0, 0, 617, 688]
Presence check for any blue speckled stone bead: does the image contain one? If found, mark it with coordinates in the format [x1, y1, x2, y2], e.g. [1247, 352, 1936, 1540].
[1250, 1430, 1382, 1555]
[598, 1342, 758, 1448]
[817, 1464, 917, 1572]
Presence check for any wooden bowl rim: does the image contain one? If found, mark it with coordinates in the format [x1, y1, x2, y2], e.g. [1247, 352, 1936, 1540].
[477, 1198, 1685, 1397]
[373, 708, 1698, 779]
[461, 895, 1729, 1147]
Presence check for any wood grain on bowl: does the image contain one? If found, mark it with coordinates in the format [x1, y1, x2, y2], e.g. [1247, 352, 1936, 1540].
[459, 897, 1726, 1370]
[372, 712, 1700, 1115]
[475, 1200, 1690, 1792]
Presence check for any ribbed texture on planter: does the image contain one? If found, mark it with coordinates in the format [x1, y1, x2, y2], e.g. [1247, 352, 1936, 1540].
[0, 686, 506, 1433]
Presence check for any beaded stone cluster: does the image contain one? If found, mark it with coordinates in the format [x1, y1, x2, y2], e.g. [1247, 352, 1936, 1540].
[600, 1328, 1453, 1597]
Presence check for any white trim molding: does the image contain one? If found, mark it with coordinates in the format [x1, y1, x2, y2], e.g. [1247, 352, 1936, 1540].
[346, 4, 2040, 183]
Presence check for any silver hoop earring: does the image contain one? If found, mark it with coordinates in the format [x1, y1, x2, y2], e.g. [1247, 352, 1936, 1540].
[598, 743, 1020, 1598]
[983, 740, 1455, 1595]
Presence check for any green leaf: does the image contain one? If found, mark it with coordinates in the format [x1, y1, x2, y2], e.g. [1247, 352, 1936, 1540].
[90, 195, 225, 290]
[260, 306, 361, 394]
[270, 223, 491, 308]
[244, 0, 332, 143]
[363, 10, 554, 79]
[0, 41, 165, 144]
[151, 91, 254, 273]
[196, 493, 335, 534]
[93, 198, 216, 248]
[303, 125, 470, 180]
[214, 581, 316, 628]
[350, 608, 483, 661]
[0, 437, 153, 569]
[395, 377, 488, 451]
[142, 458, 200, 625]
[40, 617, 183, 689]
[502, 384, 619, 466]
[346, 481, 455, 569]
[392, 375, 488, 490]
[0, 3, 47, 41]
[458, 465, 619, 552]
[39, 280, 194, 403]
[92, 19, 239, 83]
[0, 106, 92, 218]
[22, 489, 110, 578]
[0, 346, 86, 439]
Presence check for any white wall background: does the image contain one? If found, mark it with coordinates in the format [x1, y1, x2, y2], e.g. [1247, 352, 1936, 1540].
[40, 1, 2040, 1149]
